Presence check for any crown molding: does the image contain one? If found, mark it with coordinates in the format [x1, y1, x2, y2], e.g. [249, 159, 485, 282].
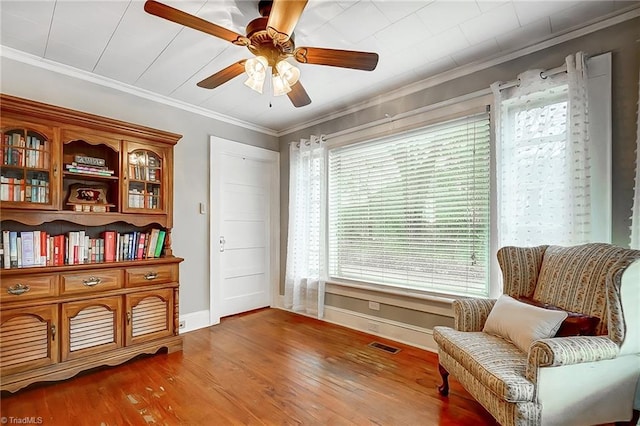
[2, 3, 638, 140]
[276, 5, 640, 137]
[0, 45, 279, 137]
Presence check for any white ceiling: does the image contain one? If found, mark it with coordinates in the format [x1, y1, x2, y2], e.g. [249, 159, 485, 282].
[1, 0, 638, 135]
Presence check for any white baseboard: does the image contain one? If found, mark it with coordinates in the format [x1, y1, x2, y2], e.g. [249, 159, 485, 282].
[322, 306, 438, 352]
[274, 294, 285, 309]
[179, 309, 211, 334]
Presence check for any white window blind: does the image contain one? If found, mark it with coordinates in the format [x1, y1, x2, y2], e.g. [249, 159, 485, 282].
[328, 112, 491, 297]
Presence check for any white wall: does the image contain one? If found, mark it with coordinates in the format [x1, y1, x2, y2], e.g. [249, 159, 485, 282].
[0, 56, 278, 317]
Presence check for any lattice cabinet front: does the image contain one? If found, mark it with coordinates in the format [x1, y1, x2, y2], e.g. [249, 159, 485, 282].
[0, 306, 58, 376]
[61, 297, 123, 361]
[125, 289, 174, 346]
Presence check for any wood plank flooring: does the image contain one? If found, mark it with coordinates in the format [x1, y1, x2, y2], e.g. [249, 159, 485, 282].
[0, 308, 496, 425]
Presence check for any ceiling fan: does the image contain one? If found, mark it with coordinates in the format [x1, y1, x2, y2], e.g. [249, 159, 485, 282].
[144, 0, 379, 107]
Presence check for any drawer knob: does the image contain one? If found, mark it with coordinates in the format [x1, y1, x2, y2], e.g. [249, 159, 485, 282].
[83, 277, 102, 287]
[144, 272, 158, 280]
[7, 283, 31, 295]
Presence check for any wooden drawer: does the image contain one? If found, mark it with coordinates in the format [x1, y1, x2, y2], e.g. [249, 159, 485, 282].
[125, 264, 177, 287]
[60, 269, 122, 295]
[0, 274, 57, 302]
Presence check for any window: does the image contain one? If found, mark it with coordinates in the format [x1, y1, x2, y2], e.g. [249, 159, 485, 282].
[493, 53, 603, 248]
[328, 113, 491, 297]
[499, 87, 572, 245]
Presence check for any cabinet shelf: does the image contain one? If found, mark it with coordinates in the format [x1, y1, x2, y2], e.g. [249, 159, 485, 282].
[0, 256, 182, 277]
[63, 171, 119, 181]
[1, 210, 170, 227]
[1, 165, 50, 172]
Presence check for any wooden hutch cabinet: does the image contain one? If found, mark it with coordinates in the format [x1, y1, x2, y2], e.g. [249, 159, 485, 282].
[0, 94, 183, 393]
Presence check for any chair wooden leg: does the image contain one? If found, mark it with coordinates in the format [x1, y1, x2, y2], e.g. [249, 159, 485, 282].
[437, 363, 449, 397]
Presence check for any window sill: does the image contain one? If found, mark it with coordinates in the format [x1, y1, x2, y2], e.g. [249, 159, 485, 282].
[325, 279, 487, 317]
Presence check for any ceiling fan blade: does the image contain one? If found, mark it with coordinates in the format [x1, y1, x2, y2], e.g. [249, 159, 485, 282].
[144, 0, 249, 46]
[287, 81, 311, 108]
[267, 0, 308, 43]
[294, 47, 379, 71]
[197, 61, 246, 89]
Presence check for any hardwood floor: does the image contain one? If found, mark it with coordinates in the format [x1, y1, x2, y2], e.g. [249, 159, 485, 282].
[1, 308, 496, 425]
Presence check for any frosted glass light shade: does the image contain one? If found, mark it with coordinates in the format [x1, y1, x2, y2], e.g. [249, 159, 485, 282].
[275, 60, 300, 86]
[244, 56, 268, 93]
[244, 56, 268, 78]
[272, 74, 292, 96]
[244, 74, 266, 94]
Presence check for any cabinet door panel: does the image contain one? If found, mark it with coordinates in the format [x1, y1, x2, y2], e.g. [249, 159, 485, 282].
[122, 141, 170, 214]
[61, 296, 122, 361]
[0, 306, 58, 376]
[0, 120, 59, 210]
[126, 289, 173, 346]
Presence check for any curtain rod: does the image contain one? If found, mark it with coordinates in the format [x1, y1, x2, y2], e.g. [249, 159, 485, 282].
[497, 64, 567, 90]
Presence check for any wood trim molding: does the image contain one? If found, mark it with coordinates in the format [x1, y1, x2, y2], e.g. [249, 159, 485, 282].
[0, 94, 181, 145]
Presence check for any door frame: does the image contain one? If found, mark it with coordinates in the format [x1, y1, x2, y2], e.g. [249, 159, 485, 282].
[209, 137, 280, 325]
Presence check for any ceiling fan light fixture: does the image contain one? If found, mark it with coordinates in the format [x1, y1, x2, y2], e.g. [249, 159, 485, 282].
[244, 55, 268, 79]
[244, 74, 266, 94]
[244, 55, 268, 94]
[275, 60, 300, 86]
[272, 73, 292, 96]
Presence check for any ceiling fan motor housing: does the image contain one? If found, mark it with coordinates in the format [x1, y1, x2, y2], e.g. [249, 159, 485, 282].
[246, 7, 295, 66]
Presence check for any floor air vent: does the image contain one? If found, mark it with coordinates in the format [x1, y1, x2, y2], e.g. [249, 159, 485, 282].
[368, 341, 401, 354]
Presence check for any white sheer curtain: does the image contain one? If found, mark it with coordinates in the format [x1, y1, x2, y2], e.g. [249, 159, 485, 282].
[285, 135, 327, 317]
[491, 52, 592, 247]
[631, 68, 640, 250]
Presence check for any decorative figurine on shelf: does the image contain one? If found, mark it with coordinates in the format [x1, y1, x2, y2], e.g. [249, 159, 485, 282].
[66, 183, 115, 212]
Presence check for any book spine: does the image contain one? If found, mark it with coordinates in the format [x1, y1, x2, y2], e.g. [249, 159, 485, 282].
[115, 233, 121, 262]
[47, 235, 53, 266]
[40, 231, 47, 265]
[136, 233, 146, 260]
[98, 239, 104, 263]
[9, 231, 18, 268]
[20, 231, 35, 266]
[154, 230, 166, 258]
[32, 230, 41, 265]
[3, 230, 11, 268]
[103, 231, 116, 262]
[147, 229, 159, 258]
[16, 236, 22, 267]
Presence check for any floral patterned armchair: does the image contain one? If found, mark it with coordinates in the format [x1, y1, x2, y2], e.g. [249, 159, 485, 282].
[433, 243, 640, 426]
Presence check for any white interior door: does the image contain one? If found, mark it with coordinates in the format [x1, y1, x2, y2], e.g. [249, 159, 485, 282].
[210, 138, 279, 323]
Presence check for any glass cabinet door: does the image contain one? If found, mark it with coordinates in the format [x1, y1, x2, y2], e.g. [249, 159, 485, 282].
[1, 126, 57, 210]
[123, 143, 166, 213]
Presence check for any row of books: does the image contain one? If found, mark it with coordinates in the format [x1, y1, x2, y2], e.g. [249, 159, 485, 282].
[0, 229, 166, 269]
[2, 133, 49, 168]
[129, 164, 160, 182]
[128, 188, 160, 209]
[65, 162, 115, 177]
[0, 176, 49, 203]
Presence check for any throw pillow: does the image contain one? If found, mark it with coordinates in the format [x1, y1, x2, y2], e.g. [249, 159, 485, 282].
[483, 294, 568, 353]
[516, 297, 600, 337]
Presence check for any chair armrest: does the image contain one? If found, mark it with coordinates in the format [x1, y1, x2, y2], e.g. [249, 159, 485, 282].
[526, 336, 620, 383]
[452, 298, 496, 332]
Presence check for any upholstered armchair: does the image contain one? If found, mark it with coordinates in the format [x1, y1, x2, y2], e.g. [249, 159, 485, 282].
[433, 243, 640, 426]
